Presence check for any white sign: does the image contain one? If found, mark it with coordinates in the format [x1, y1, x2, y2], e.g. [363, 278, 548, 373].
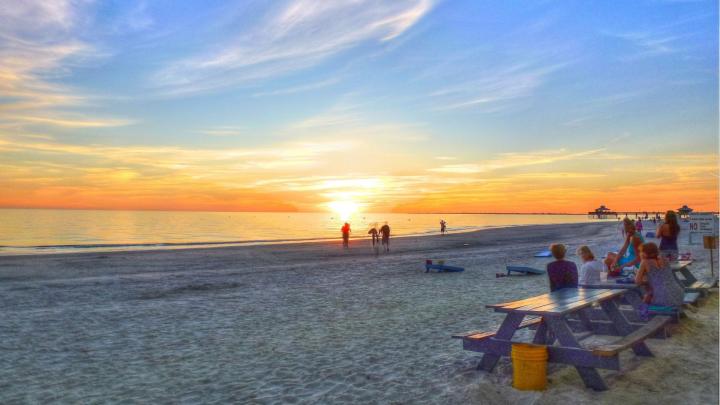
[688, 212, 719, 245]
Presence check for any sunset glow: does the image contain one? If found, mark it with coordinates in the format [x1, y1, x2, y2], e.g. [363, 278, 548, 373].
[0, 1, 717, 213]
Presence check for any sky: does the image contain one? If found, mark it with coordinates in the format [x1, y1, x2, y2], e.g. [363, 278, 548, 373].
[0, 0, 718, 214]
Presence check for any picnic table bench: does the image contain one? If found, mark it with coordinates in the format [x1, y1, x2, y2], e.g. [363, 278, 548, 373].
[453, 288, 670, 391]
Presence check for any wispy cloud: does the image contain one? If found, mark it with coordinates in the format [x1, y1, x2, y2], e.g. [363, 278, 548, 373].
[199, 126, 245, 137]
[429, 148, 605, 173]
[430, 61, 568, 112]
[13, 115, 134, 128]
[0, 0, 130, 129]
[252, 77, 341, 97]
[153, 0, 434, 95]
[601, 13, 711, 60]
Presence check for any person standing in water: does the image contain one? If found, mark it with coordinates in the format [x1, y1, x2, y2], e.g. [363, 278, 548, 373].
[341, 222, 351, 249]
[379, 223, 391, 252]
[440, 219, 447, 235]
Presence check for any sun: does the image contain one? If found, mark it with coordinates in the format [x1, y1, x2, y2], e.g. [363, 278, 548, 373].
[327, 200, 360, 221]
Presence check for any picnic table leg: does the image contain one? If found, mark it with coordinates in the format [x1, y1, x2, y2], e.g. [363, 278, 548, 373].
[680, 268, 697, 285]
[532, 319, 548, 344]
[545, 317, 608, 391]
[578, 308, 595, 332]
[478, 313, 524, 372]
[600, 298, 653, 357]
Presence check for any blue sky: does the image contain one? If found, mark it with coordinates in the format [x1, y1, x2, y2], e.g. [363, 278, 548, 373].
[0, 0, 718, 212]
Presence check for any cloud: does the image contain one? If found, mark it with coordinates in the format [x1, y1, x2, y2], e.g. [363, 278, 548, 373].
[429, 148, 605, 174]
[0, 0, 130, 129]
[153, 0, 434, 95]
[601, 13, 711, 60]
[430, 62, 568, 112]
[13, 115, 134, 128]
[199, 126, 245, 137]
[252, 77, 341, 97]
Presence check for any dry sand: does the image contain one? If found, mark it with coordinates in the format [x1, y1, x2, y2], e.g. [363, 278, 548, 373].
[0, 222, 717, 404]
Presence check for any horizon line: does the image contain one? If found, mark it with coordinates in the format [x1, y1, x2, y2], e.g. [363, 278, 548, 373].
[1, 207, 716, 215]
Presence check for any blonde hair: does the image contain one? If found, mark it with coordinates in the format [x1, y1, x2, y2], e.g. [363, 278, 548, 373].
[550, 243, 567, 259]
[576, 245, 595, 260]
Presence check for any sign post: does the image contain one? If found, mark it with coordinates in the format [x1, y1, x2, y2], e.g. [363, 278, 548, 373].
[703, 235, 717, 278]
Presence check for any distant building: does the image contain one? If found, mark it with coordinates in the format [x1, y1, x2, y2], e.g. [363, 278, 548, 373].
[677, 205, 693, 218]
[589, 205, 615, 218]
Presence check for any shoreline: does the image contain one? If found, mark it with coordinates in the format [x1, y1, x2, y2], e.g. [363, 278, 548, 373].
[0, 221, 617, 261]
[1, 221, 716, 403]
[0, 221, 604, 259]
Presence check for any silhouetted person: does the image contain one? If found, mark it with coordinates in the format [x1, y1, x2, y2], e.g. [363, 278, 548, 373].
[379, 223, 390, 252]
[341, 222, 351, 249]
[440, 219, 447, 235]
[368, 227, 379, 246]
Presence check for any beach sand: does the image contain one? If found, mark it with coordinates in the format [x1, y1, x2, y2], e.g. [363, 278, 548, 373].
[0, 222, 717, 404]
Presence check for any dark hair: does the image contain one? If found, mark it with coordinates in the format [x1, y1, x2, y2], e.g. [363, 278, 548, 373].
[640, 242, 660, 259]
[664, 211, 680, 237]
[550, 243, 566, 259]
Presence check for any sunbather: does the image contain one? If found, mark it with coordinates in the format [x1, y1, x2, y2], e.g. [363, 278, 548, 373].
[546, 243, 578, 291]
[635, 242, 684, 306]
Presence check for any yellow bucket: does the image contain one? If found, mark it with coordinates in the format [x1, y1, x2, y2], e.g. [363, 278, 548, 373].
[511, 343, 548, 391]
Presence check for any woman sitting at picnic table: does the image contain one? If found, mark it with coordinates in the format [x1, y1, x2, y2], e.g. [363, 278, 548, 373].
[576, 245, 604, 285]
[656, 210, 681, 261]
[635, 242, 684, 306]
[546, 243, 578, 291]
[604, 218, 644, 277]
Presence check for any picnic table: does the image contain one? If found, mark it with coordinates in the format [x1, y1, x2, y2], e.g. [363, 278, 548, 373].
[669, 260, 715, 294]
[453, 288, 670, 391]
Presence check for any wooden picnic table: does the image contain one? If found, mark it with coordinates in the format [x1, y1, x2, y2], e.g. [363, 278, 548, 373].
[454, 288, 670, 391]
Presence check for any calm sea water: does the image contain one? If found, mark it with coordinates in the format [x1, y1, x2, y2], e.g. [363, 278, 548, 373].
[0, 209, 600, 255]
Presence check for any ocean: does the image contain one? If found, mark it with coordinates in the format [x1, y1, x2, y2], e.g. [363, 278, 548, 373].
[0, 208, 602, 255]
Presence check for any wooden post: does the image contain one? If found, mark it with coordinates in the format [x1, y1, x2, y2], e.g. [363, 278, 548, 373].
[703, 235, 717, 278]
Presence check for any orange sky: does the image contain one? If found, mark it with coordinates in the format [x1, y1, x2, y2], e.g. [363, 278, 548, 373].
[1, 1, 717, 215]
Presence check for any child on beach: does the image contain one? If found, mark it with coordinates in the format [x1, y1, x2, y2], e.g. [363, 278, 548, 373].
[341, 222, 351, 249]
[546, 243, 578, 291]
[576, 245, 604, 285]
[635, 242, 684, 306]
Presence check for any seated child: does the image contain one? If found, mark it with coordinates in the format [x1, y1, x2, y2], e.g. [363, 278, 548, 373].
[576, 245, 604, 285]
[634, 242, 684, 306]
[546, 243, 578, 292]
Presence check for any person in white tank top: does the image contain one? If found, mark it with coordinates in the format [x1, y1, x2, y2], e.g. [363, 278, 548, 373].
[576, 245, 604, 285]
